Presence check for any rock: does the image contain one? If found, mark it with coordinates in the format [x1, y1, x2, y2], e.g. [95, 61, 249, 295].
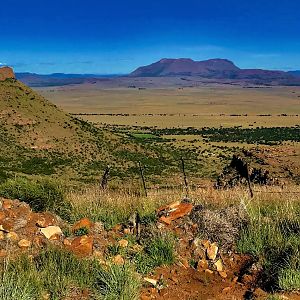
[0, 249, 7, 257]
[197, 259, 208, 271]
[158, 202, 193, 225]
[222, 287, 231, 293]
[112, 254, 125, 265]
[36, 214, 56, 228]
[0, 219, 14, 232]
[63, 239, 72, 246]
[0, 225, 9, 233]
[205, 269, 214, 275]
[207, 242, 218, 260]
[18, 239, 32, 248]
[6, 231, 19, 241]
[0, 67, 15, 81]
[0, 211, 5, 221]
[68, 235, 93, 257]
[144, 277, 158, 286]
[93, 221, 104, 233]
[181, 258, 190, 268]
[219, 271, 227, 279]
[241, 274, 254, 285]
[40, 226, 62, 239]
[72, 218, 93, 233]
[118, 239, 129, 248]
[2, 199, 13, 209]
[214, 259, 224, 271]
[123, 228, 131, 235]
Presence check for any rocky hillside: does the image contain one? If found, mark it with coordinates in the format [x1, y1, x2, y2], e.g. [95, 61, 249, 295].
[0, 74, 135, 181]
[0, 67, 15, 81]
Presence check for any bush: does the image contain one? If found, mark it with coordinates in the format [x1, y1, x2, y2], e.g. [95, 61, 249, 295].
[0, 177, 69, 218]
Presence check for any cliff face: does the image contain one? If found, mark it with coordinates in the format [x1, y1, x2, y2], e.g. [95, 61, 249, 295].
[0, 67, 15, 81]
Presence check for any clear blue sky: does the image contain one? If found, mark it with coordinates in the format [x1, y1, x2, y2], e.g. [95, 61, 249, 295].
[1, 0, 300, 74]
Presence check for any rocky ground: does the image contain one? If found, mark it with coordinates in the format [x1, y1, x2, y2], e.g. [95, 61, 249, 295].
[0, 197, 299, 300]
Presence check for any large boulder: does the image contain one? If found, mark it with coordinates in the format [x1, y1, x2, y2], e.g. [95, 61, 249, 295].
[0, 66, 15, 81]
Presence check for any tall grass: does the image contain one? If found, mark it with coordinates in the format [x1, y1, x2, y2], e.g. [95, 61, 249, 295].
[0, 248, 141, 300]
[0, 177, 68, 217]
[237, 191, 300, 291]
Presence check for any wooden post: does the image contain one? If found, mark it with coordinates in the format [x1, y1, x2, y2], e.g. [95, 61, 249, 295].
[100, 165, 110, 190]
[180, 157, 189, 198]
[138, 161, 147, 197]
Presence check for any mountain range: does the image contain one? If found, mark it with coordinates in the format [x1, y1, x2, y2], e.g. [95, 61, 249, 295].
[2, 59, 300, 87]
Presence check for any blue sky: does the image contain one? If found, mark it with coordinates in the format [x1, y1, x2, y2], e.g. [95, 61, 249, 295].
[1, 0, 300, 74]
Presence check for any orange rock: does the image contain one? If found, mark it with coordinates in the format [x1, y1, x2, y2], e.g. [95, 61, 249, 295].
[2, 199, 13, 210]
[36, 213, 56, 228]
[181, 258, 190, 268]
[157, 201, 181, 212]
[205, 269, 214, 275]
[197, 259, 208, 271]
[118, 239, 129, 248]
[0, 249, 7, 257]
[63, 238, 72, 246]
[6, 232, 19, 241]
[68, 235, 93, 257]
[207, 242, 218, 260]
[159, 203, 193, 224]
[112, 224, 122, 232]
[1, 219, 14, 232]
[72, 218, 93, 233]
[0, 67, 15, 81]
[112, 254, 125, 265]
[219, 271, 228, 279]
[202, 240, 211, 249]
[0, 211, 6, 221]
[123, 228, 131, 235]
[222, 287, 232, 293]
[241, 274, 253, 285]
[18, 239, 32, 248]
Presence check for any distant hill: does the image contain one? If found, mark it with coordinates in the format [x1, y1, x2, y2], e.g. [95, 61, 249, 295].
[16, 72, 120, 87]
[130, 58, 300, 85]
[288, 71, 300, 77]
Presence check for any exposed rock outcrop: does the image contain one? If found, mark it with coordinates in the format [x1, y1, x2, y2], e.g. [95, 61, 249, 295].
[0, 66, 15, 81]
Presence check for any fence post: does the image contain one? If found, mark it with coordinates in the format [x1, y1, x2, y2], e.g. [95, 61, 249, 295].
[138, 161, 147, 197]
[100, 165, 110, 190]
[180, 157, 189, 198]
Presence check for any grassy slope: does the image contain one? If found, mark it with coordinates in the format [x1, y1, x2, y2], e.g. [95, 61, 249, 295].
[0, 79, 203, 184]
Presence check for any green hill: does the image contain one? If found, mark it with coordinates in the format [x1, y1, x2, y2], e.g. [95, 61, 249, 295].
[0, 79, 195, 184]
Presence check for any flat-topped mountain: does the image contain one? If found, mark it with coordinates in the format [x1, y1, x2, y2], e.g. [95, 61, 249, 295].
[130, 58, 240, 77]
[130, 58, 299, 84]
[0, 66, 15, 81]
